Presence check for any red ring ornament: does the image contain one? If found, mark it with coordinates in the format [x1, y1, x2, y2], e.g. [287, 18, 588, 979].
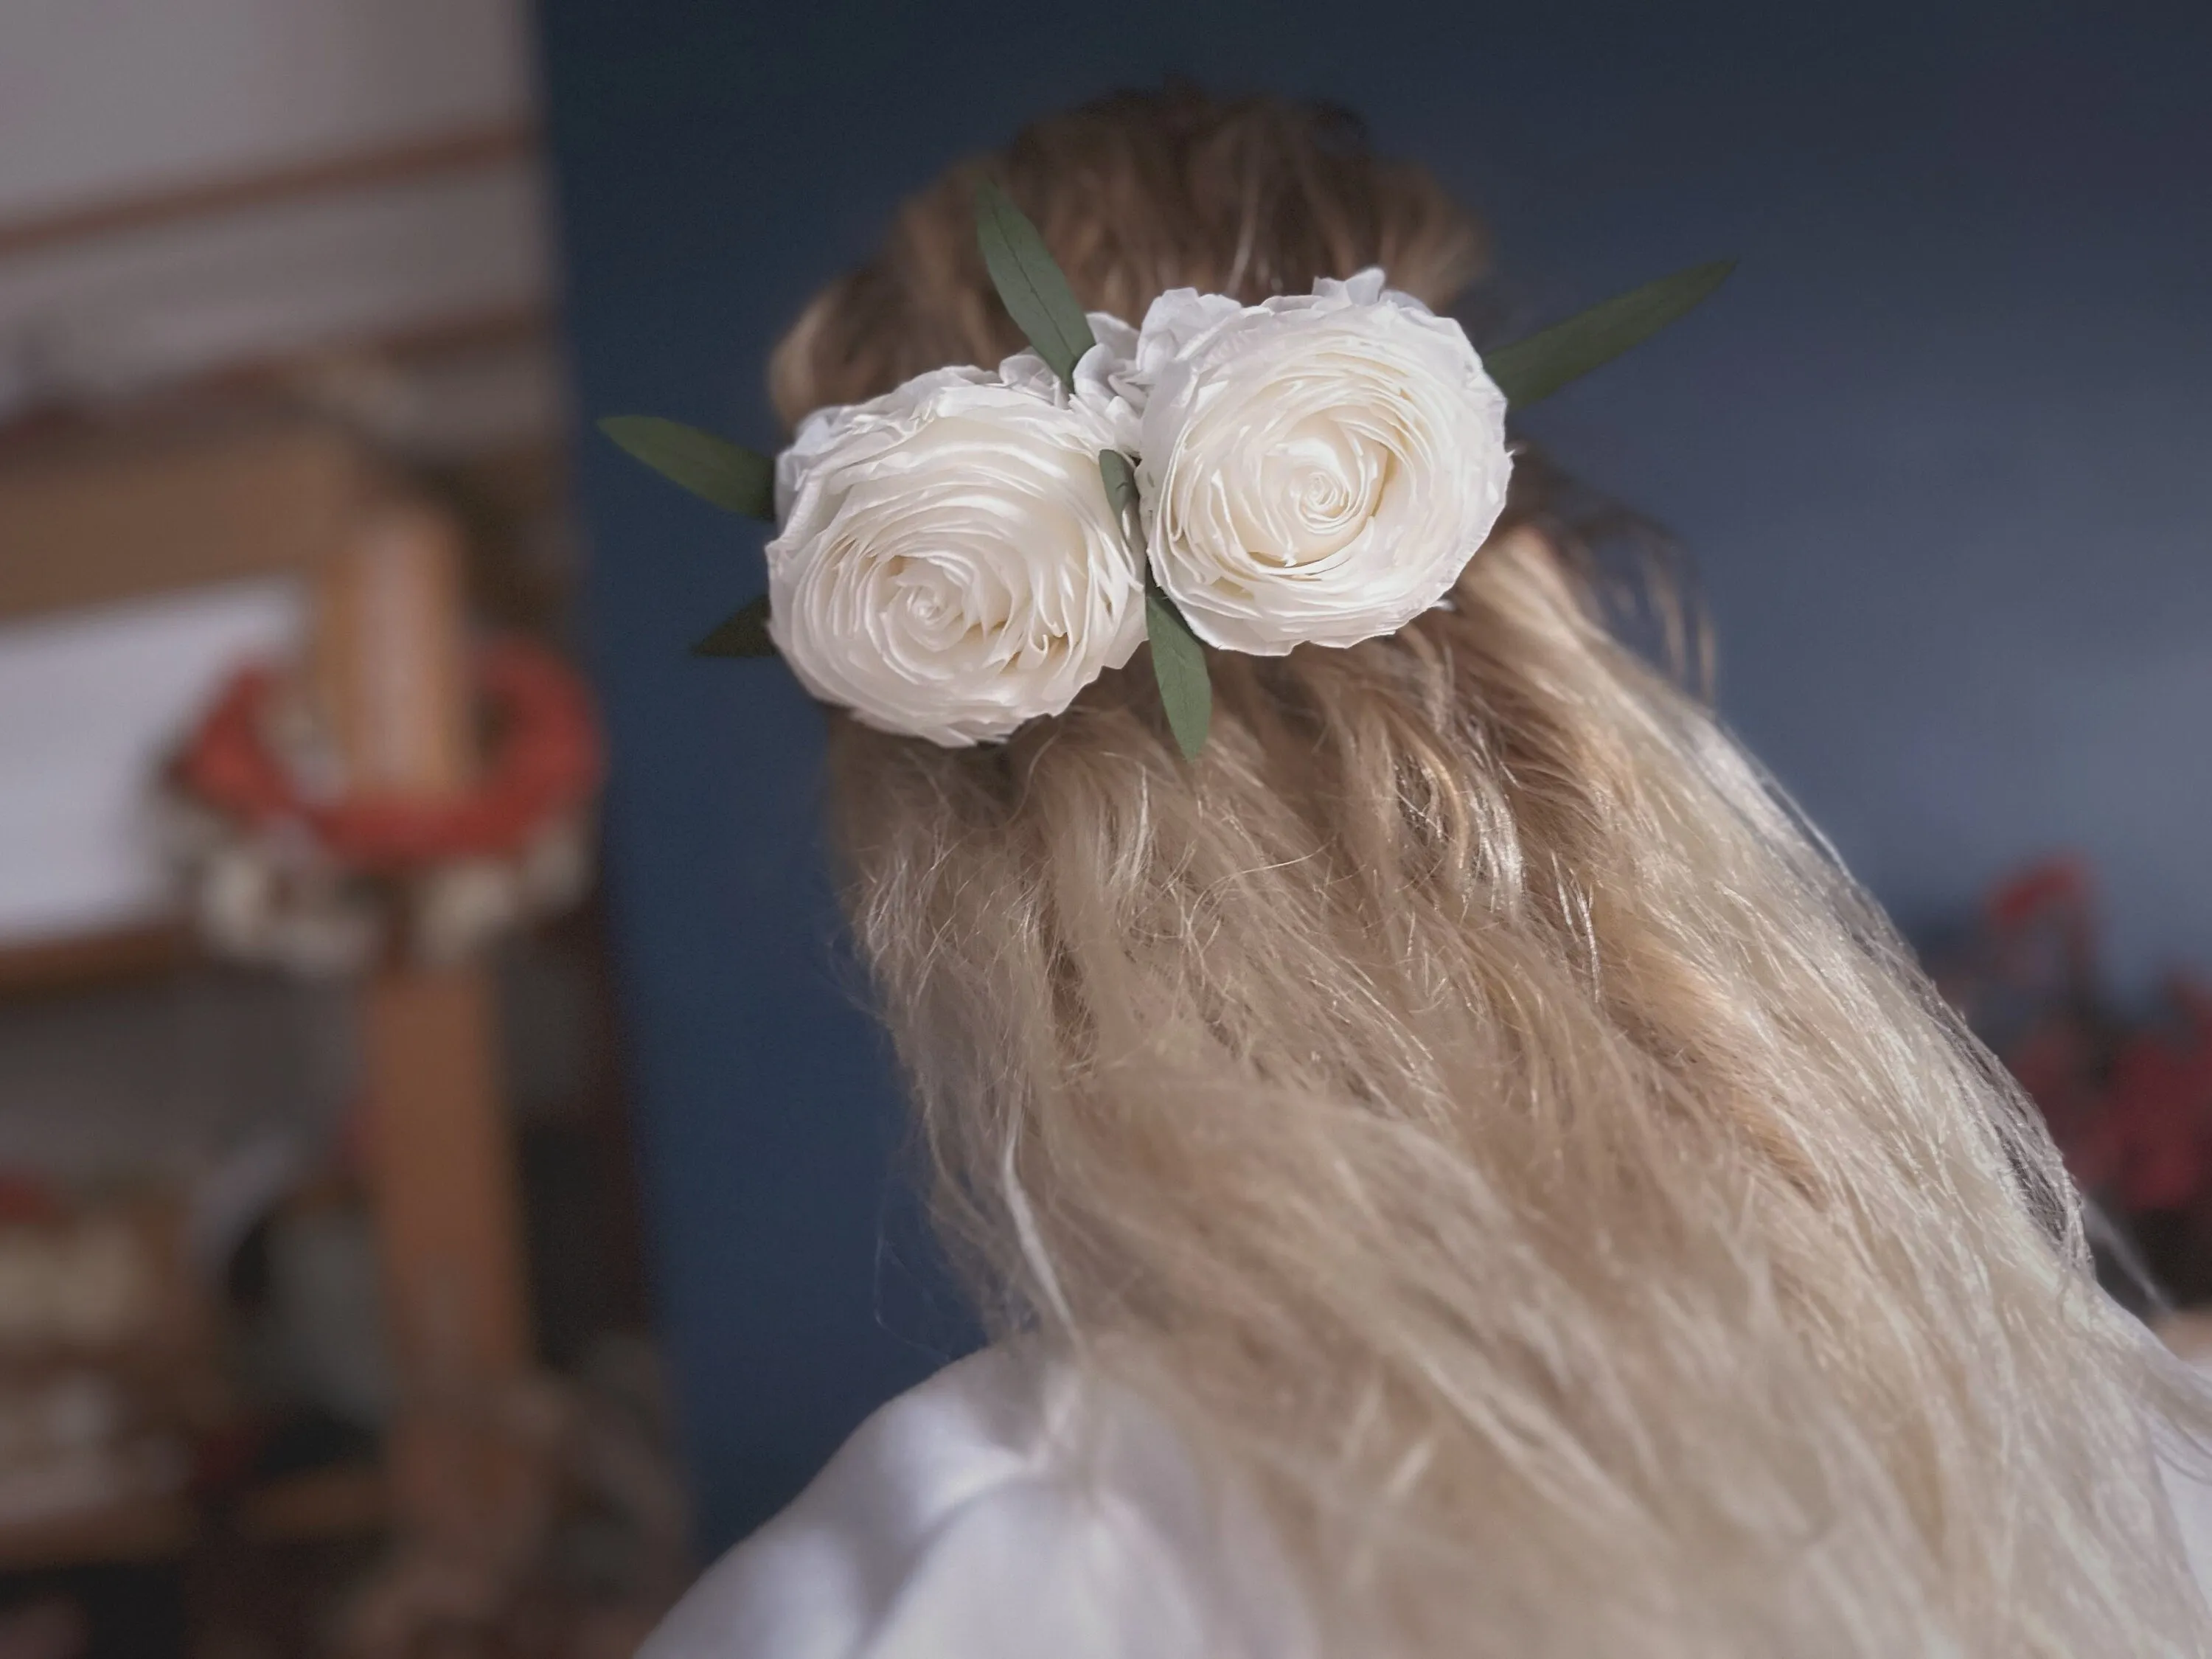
[179, 638, 602, 874]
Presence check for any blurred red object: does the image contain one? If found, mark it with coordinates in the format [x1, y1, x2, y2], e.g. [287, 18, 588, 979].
[0, 1175, 62, 1228]
[1949, 858, 2212, 1267]
[2104, 980, 2212, 1211]
[178, 637, 600, 872]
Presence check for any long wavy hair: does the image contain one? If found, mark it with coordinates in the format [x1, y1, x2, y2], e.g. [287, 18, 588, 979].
[769, 87, 2211, 1656]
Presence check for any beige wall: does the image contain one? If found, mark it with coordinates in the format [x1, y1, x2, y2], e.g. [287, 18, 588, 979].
[0, 0, 531, 220]
[0, 0, 549, 409]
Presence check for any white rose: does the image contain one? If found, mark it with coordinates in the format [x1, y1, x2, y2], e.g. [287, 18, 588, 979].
[768, 365, 1145, 747]
[1133, 269, 1512, 655]
[999, 312, 1144, 453]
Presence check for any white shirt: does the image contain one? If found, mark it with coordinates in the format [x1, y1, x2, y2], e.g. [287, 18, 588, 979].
[639, 1346, 1307, 1659]
[644, 1344, 2212, 1659]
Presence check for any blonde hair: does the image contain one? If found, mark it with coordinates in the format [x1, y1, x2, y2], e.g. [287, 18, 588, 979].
[773, 88, 2212, 1657]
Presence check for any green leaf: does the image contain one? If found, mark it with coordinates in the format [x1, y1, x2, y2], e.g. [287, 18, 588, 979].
[1098, 449, 1141, 553]
[691, 594, 776, 658]
[1484, 260, 1736, 410]
[599, 415, 776, 521]
[1145, 587, 1211, 760]
[1101, 450, 1206, 755]
[974, 179, 1095, 386]
[1098, 449, 1140, 518]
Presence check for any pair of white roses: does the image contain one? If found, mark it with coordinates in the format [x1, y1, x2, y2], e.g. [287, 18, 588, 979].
[766, 268, 1512, 747]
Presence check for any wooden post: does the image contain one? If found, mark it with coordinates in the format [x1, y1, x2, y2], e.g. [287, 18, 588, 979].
[311, 503, 540, 1557]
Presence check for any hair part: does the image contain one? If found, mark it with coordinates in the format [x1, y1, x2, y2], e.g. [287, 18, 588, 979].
[771, 86, 1483, 427]
[777, 86, 2212, 1657]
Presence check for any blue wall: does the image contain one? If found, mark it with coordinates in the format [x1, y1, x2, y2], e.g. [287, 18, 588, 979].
[535, 0, 2212, 1556]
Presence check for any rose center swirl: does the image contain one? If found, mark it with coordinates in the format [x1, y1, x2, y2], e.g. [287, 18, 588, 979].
[1241, 414, 1392, 568]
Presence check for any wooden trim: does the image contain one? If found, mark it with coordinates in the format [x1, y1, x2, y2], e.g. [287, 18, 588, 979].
[0, 419, 383, 623]
[238, 1462, 389, 1543]
[201, 302, 554, 394]
[0, 922, 190, 1001]
[0, 1492, 196, 1573]
[319, 302, 552, 368]
[0, 305, 553, 469]
[0, 122, 538, 261]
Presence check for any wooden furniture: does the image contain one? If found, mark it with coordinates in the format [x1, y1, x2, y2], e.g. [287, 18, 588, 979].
[0, 418, 543, 1585]
[0, 1197, 215, 1573]
[310, 504, 546, 1565]
[0, 418, 381, 992]
[0, 418, 379, 624]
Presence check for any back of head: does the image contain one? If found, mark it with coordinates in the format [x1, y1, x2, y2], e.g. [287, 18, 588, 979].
[773, 88, 2208, 1658]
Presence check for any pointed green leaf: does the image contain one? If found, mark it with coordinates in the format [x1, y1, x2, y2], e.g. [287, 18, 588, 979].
[1484, 260, 1736, 410]
[1098, 449, 1140, 518]
[600, 415, 776, 521]
[692, 594, 776, 658]
[974, 180, 1095, 386]
[1145, 587, 1211, 760]
[1099, 449, 1142, 554]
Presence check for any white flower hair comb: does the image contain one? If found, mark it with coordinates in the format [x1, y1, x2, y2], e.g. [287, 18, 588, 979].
[602, 181, 1731, 758]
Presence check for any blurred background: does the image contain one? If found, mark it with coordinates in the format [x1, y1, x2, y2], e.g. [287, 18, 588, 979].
[0, 4, 671, 1656]
[0, 1, 2207, 1653]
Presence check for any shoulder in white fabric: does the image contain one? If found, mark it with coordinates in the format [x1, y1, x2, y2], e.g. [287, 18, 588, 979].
[638, 1345, 1313, 1659]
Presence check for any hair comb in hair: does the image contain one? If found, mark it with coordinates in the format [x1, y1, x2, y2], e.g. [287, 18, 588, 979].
[603, 181, 1729, 757]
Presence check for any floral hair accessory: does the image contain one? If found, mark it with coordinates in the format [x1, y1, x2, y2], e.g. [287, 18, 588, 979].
[602, 183, 1731, 758]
